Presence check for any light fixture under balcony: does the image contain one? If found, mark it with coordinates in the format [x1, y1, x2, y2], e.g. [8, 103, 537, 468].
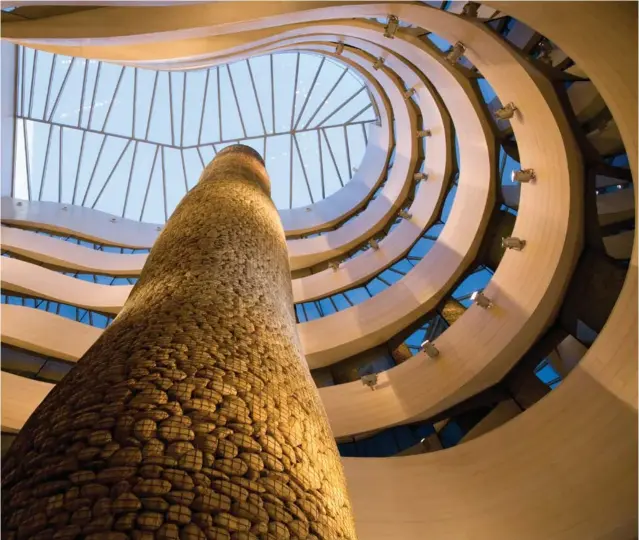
[421, 340, 440, 358]
[512, 168, 536, 183]
[414, 172, 428, 182]
[502, 236, 526, 250]
[369, 239, 380, 250]
[494, 102, 518, 120]
[471, 290, 493, 309]
[462, 1, 480, 17]
[335, 42, 345, 55]
[398, 209, 412, 220]
[404, 87, 416, 100]
[373, 57, 385, 70]
[384, 15, 400, 39]
[361, 373, 379, 390]
[417, 130, 432, 138]
[446, 42, 466, 65]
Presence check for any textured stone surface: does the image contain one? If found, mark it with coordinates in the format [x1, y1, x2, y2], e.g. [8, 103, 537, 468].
[1, 145, 356, 539]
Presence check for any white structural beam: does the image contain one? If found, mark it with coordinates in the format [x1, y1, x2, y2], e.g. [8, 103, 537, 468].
[1, 42, 17, 198]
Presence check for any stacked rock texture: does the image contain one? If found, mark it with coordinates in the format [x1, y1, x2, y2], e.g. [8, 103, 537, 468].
[1, 145, 357, 540]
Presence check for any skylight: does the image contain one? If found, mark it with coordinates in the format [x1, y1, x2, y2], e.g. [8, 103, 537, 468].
[12, 47, 377, 220]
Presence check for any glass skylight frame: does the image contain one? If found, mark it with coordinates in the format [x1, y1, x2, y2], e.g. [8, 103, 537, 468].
[11, 46, 379, 219]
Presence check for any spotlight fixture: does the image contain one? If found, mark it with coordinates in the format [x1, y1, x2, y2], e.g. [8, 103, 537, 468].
[421, 340, 440, 358]
[16, 201, 22, 206]
[446, 42, 466, 65]
[537, 39, 554, 64]
[328, 261, 340, 272]
[404, 87, 416, 100]
[462, 1, 480, 17]
[501, 236, 526, 251]
[398, 209, 412, 220]
[373, 57, 385, 70]
[335, 42, 345, 55]
[383, 15, 400, 39]
[369, 239, 380, 251]
[471, 290, 493, 309]
[62, 206, 68, 211]
[512, 168, 536, 183]
[110, 217, 117, 223]
[305, 207, 312, 212]
[361, 373, 378, 391]
[414, 172, 428, 182]
[417, 129, 432, 137]
[156, 226, 162, 232]
[494, 102, 518, 120]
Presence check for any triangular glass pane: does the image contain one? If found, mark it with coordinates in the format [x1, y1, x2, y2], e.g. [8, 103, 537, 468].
[323, 126, 349, 182]
[229, 61, 262, 138]
[26, 121, 53, 200]
[183, 148, 204, 190]
[273, 53, 297, 134]
[346, 124, 367, 180]
[319, 84, 368, 127]
[291, 138, 312, 209]
[50, 58, 84, 126]
[31, 51, 54, 120]
[141, 149, 165, 223]
[292, 54, 322, 129]
[79, 59, 100, 129]
[265, 134, 291, 209]
[40, 125, 61, 203]
[134, 68, 157, 139]
[14, 119, 30, 199]
[295, 130, 322, 202]
[45, 56, 70, 120]
[122, 142, 157, 220]
[320, 132, 343, 197]
[88, 62, 123, 131]
[219, 66, 244, 141]
[72, 131, 105, 205]
[104, 66, 135, 137]
[199, 68, 221, 144]
[249, 55, 274, 133]
[295, 58, 343, 130]
[163, 146, 187, 219]
[83, 136, 129, 208]
[146, 71, 172, 146]
[60, 127, 83, 204]
[19, 47, 35, 117]
[182, 69, 208, 147]
[92, 142, 134, 216]
[169, 71, 185, 146]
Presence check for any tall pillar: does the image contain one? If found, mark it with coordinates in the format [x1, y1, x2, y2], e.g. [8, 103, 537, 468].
[2, 145, 356, 540]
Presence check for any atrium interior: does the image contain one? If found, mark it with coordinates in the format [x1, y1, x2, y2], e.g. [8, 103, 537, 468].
[0, 2, 637, 539]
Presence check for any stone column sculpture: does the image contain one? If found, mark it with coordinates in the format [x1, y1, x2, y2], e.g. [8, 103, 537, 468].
[2, 145, 357, 540]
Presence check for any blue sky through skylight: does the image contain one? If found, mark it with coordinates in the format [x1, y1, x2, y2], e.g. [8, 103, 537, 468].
[13, 47, 377, 221]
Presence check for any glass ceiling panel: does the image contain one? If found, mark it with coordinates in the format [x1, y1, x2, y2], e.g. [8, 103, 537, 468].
[13, 47, 377, 219]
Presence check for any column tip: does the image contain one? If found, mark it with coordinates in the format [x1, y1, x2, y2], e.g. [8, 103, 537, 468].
[215, 144, 265, 166]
